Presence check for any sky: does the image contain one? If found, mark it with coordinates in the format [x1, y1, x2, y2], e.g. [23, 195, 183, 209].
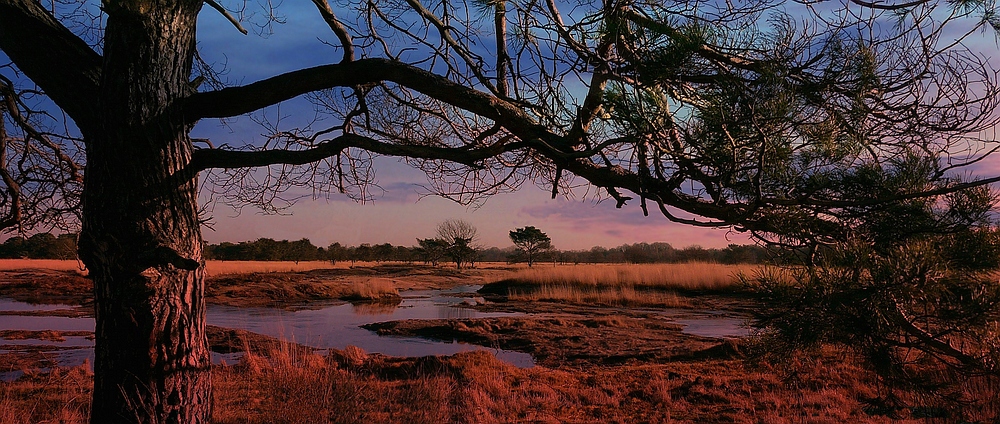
[190, 1, 1000, 250]
[200, 173, 752, 250]
[191, 3, 754, 250]
[6, 2, 1000, 250]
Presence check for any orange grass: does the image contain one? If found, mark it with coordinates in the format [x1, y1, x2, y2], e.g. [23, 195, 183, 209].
[5, 345, 995, 423]
[508, 284, 692, 307]
[205, 260, 345, 276]
[0, 259, 84, 272]
[341, 278, 400, 301]
[0, 259, 351, 276]
[500, 262, 758, 291]
[6, 342, 996, 423]
[0, 364, 91, 424]
[495, 263, 761, 306]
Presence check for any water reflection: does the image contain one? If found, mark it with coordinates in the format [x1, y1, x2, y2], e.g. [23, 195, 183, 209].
[0, 287, 536, 371]
[0, 299, 70, 312]
[206, 288, 534, 367]
[673, 317, 751, 338]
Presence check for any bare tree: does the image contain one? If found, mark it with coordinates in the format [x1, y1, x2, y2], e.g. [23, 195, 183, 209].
[435, 218, 478, 269]
[2, 0, 1000, 422]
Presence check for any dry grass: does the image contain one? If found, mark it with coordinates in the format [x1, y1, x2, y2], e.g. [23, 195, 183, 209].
[3, 342, 998, 423]
[501, 262, 758, 292]
[489, 263, 760, 307]
[205, 261, 345, 276]
[0, 259, 84, 272]
[0, 363, 92, 424]
[201, 342, 1000, 423]
[0, 259, 359, 276]
[341, 278, 400, 301]
[508, 284, 692, 308]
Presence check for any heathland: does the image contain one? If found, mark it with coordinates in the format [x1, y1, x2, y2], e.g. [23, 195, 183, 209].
[0, 260, 996, 423]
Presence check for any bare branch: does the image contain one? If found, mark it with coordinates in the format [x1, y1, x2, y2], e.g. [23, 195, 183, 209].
[0, 0, 101, 133]
[309, 0, 353, 63]
[204, 0, 248, 35]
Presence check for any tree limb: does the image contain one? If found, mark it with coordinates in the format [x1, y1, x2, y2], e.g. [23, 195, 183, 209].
[309, 0, 353, 63]
[0, 0, 101, 134]
[204, 0, 248, 35]
[184, 58, 551, 142]
[190, 133, 530, 172]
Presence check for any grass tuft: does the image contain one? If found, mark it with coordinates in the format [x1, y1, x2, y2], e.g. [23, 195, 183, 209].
[341, 278, 400, 302]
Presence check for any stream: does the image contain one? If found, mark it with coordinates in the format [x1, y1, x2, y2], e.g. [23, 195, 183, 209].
[0, 285, 751, 380]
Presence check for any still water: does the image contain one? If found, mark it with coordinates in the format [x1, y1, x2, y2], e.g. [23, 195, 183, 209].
[0, 288, 534, 375]
[0, 286, 752, 379]
[206, 287, 534, 367]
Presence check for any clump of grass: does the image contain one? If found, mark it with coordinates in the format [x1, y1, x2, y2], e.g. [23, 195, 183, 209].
[215, 342, 456, 424]
[484, 263, 760, 306]
[502, 263, 756, 292]
[508, 284, 691, 308]
[340, 278, 400, 302]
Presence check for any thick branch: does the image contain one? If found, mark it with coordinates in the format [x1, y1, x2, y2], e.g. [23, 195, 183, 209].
[190, 133, 529, 172]
[185, 58, 551, 142]
[0, 0, 101, 134]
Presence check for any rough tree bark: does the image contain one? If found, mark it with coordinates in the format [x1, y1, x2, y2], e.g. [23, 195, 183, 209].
[75, 1, 210, 422]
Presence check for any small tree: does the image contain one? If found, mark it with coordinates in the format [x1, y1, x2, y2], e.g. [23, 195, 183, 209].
[436, 219, 479, 269]
[752, 168, 1000, 410]
[509, 226, 553, 267]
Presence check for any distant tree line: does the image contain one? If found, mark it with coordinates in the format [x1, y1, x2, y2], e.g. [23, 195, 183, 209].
[0, 233, 770, 265]
[482, 242, 768, 265]
[0, 233, 78, 259]
[206, 238, 771, 265]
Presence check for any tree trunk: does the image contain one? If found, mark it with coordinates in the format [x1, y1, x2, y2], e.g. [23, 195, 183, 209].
[76, 2, 210, 422]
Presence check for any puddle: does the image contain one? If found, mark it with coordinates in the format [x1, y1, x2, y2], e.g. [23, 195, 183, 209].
[0, 299, 72, 312]
[673, 317, 751, 338]
[0, 336, 93, 348]
[0, 315, 94, 332]
[645, 308, 753, 338]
